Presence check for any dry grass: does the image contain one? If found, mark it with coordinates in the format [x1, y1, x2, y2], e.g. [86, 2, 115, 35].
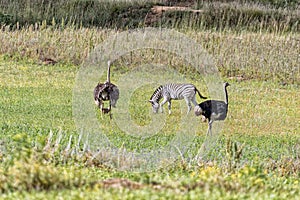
[0, 25, 299, 84]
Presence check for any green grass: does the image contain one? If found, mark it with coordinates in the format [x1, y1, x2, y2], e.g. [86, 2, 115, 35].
[0, 1, 299, 197]
[0, 46, 299, 198]
[0, 58, 77, 131]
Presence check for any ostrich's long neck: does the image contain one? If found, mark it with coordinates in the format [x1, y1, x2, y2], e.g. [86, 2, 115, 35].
[224, 85, 228, 105]
[107, 61, 111, 83]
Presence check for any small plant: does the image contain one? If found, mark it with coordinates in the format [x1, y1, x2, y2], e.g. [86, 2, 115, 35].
[225, 139, 245, 172]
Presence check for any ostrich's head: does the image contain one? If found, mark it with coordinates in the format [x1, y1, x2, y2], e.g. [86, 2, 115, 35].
[224, 82, 230, 88]
[194, 105, 203, 116]
[149, 100, 159, 113]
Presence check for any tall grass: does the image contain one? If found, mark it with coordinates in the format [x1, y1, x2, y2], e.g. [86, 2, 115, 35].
[0, 0, 299, 31]
[156, 2, 299, 32]
[0, 0, 158, 28]
[0, 23, 298, 84]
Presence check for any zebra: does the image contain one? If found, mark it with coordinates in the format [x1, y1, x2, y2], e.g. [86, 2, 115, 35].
[148, 83, 207, 114]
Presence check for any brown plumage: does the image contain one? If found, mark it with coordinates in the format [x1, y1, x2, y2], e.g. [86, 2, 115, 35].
[94, 61, 119, 118]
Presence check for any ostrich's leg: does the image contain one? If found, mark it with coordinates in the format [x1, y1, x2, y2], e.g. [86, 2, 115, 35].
[100, 102, 104, 119]
[206, 120, 213, 136]
[109, 101, 112, 119]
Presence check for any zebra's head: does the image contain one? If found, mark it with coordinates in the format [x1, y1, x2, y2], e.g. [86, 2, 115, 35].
[148, 100, 160, 113]
[149, 85, 163, 113]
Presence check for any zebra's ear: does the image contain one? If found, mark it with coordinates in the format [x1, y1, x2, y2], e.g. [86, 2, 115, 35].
[148, 100, 154, 104]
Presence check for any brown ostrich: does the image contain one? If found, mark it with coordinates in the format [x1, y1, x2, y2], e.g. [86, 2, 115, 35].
[94, 61, 119, 119]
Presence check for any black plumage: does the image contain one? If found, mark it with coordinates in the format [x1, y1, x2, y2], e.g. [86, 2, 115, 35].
[194, 82, 230, 135]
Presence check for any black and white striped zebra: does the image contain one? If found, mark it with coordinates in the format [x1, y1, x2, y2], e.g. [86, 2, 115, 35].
[148, 83, 207, 114]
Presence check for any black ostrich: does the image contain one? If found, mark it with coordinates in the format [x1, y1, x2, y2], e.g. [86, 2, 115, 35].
[94, 60, 119, 119]
[194, 82, 230, 136]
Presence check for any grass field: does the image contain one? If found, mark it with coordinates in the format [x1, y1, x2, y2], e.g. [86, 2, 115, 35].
[0, 0, 300, 198]
[0, 33, 299, 198]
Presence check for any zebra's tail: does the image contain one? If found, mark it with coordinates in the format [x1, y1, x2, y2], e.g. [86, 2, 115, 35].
[195, 88, 207, 99]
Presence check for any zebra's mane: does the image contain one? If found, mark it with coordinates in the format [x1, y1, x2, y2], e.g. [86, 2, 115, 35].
[150, 85, 163, 102]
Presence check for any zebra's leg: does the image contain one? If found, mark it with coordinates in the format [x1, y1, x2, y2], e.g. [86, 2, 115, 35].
[191, 96, 198, 106]
[184, 98, 192, 114]
[188, 102, 192, 114]
[160, 98, 168, 113]
[167, 101, 172, 114]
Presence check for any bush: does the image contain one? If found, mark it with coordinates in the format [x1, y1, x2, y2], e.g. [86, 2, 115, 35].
[0, 150, 88, 192]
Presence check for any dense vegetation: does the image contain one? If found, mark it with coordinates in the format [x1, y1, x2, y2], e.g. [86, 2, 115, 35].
[0, 0, 299, 199]
[0, 0, 299, 31]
